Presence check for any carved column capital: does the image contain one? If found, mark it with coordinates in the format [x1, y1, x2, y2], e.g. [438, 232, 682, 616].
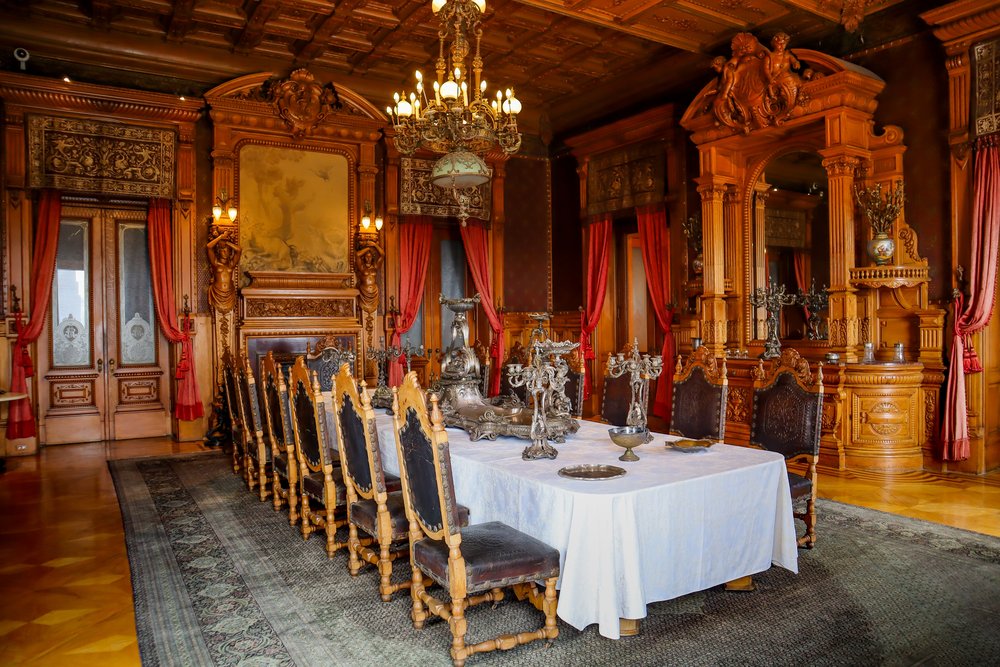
[822, 155, 861, 178]
[697, 183, 728, 202]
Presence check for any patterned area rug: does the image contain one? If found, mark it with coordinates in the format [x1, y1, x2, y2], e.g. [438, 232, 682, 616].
[110, 453, 1000, 667]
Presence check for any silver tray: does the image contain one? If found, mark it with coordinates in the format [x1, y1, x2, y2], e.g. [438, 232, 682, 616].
[557, 464, 627, 480]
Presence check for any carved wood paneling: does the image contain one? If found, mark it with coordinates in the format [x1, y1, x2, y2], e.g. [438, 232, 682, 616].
[244, 298, 356, 319]
[118, 378, 160, 405]
[50, 379, 95, 408]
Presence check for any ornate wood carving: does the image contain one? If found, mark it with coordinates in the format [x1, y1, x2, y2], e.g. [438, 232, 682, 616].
[585, 143, 664, 216]
[973, 38, 1000, 136]
[725, 386, 751, 424]
[706, 32, 812, 135]
[244, 298, 355, 319]
[118, 378, 160, 404]
[27, 116, 175, 196]
[269, 69, 342, 139]
[50, 380, 95, 407]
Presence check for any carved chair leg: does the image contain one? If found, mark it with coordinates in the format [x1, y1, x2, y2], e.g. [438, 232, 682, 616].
[449, 596, 469, 667]
[258, 462, 270, 502]
[287, 485, 299, 526]
[346, 522, 363, 575]
[410, 563, 427, 629]
[272, 472, 284, 511]
[378, 536, 394, 602]
[300, 495, 313, 540]
[805, 495, 816, 548]
[325, 505, 338, 557]
[543, 577, 559, 641]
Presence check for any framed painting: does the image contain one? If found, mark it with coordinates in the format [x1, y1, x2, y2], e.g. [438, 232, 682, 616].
[238, 144, 350, 274]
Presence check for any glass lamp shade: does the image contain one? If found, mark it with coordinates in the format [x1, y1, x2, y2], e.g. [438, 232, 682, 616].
[431, 151, 490, 189]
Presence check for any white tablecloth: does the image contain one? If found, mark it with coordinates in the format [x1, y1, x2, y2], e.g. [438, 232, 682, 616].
[374, 414, 797, 639]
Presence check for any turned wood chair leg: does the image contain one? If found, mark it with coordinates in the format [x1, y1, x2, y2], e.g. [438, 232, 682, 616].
[543, 577, 559, 641]
[449, 596, 469, 667]
[325, 506, 337, 557]
[410, 563, 427, 629]
[300, 496, 312, 540]
[346, 523, 363, 575]
[287, 488, 299, 526]
[378, 538, 393, 601]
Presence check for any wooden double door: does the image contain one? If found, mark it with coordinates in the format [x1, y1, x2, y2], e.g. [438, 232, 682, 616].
[38, 202, 171, 444]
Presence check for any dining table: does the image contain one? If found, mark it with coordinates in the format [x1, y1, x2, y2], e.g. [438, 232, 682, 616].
[371, 413, 798, 639]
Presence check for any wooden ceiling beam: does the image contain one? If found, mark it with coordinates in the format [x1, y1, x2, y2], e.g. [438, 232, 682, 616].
[164, 0, 197, 42]
[233, 0, 283, 54]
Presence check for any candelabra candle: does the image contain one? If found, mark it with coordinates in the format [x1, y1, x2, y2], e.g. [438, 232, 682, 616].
[507, 339, 579, 460]
[749, 284, 797, 359]
[605, 337, 663, 433]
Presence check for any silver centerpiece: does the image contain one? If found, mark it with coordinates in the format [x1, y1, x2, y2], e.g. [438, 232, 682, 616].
[435, 294, 579, 446]
[507, 339, 581, 460]
[605, 337, 663, 435]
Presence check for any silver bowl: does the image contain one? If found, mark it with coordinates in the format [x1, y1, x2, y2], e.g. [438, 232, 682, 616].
[609, 426, 651, 462]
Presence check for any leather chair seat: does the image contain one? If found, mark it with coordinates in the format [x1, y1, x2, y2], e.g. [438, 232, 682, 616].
[302, 469, 346, 506]
[788, 471, 812, 500]
[248, 444, 272, 464]
[351, 491, 469, 542]
[412, 521, 560, 595]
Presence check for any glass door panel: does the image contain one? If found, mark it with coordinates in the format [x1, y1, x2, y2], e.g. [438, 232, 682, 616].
[118, 222, 157, 366]
[51, 220, 91, 368]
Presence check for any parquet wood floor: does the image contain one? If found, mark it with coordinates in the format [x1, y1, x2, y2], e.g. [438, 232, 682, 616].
[0, 437, 997, 665]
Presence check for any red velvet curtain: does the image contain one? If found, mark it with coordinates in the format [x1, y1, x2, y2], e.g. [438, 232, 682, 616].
[579, 215, 612, 398]
[941, 138, 1000, 461]
[389, 216, 433, 386]
[637, 205, 676, 421]
[793, 250, 810, 319]
[7, 190, 62, 439]
[148, 199, 203, 420]
[460, 219, 503, 396]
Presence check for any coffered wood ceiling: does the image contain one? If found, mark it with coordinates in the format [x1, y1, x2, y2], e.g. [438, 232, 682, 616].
[0, 0, 914, 135]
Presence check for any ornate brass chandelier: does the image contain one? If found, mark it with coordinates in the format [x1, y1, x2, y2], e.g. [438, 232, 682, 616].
[387, 0, 522, 221]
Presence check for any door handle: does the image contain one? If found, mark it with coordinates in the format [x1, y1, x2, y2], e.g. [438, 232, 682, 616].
[109, 359, 116, 372]
[97, 358, 103, 372]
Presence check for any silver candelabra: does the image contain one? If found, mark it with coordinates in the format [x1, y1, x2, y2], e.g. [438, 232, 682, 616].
[507, 339, 580, 460]
[367, 338, 400, 410]
[605, 338, 663, 432]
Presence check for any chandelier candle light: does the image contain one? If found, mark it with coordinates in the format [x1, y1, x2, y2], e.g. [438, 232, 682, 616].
[387, 0, 522, 224]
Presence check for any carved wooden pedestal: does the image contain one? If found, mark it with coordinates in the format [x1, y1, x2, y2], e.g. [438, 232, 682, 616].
[843, 362, 924, 471]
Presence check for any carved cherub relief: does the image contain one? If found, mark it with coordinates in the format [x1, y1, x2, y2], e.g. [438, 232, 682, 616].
[708, 32, 812, 134]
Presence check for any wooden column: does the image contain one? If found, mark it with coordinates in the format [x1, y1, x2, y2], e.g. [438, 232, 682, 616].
[723, 185, 743, 349]
[821, 153, 861, 362]
[697, 182, 728, 357]
[751, 182, 770, 341]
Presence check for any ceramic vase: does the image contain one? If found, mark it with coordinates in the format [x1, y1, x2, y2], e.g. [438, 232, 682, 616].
[867, 233, 895, 266]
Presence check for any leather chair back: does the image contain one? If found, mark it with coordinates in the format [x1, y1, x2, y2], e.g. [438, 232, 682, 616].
[260, 352, 289, 452]
[332, 365, 375, 496]
[237, 353, 265, 460]
[670, 347, 728, 441]
[392, 372, 462, 540]
[601, 373, 637, 427]
[750, 349, 824, 459]
[289, 357, 325, 473]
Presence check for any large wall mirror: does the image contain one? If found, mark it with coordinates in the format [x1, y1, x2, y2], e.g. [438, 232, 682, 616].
[751, 150, 829, 340]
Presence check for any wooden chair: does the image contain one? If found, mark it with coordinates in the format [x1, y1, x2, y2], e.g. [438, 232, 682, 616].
[499, 340, 528, 404]
[330, 363, 411, 600]
[391, 372, 560, 667]
[305, 336, 356, 393]
[220, 350, 245, 478]
[670, 346, 728, 441]
[563, 349, 586, 419]
[261, 352, 299, 525]
[750, 348, 824, 548]
[287, 356, 349, 557]
[236, 352, 271, 502]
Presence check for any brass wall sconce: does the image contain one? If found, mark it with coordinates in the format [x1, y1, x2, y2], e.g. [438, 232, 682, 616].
[359, 200, 383, 234]
[211, 188, 238, 225]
